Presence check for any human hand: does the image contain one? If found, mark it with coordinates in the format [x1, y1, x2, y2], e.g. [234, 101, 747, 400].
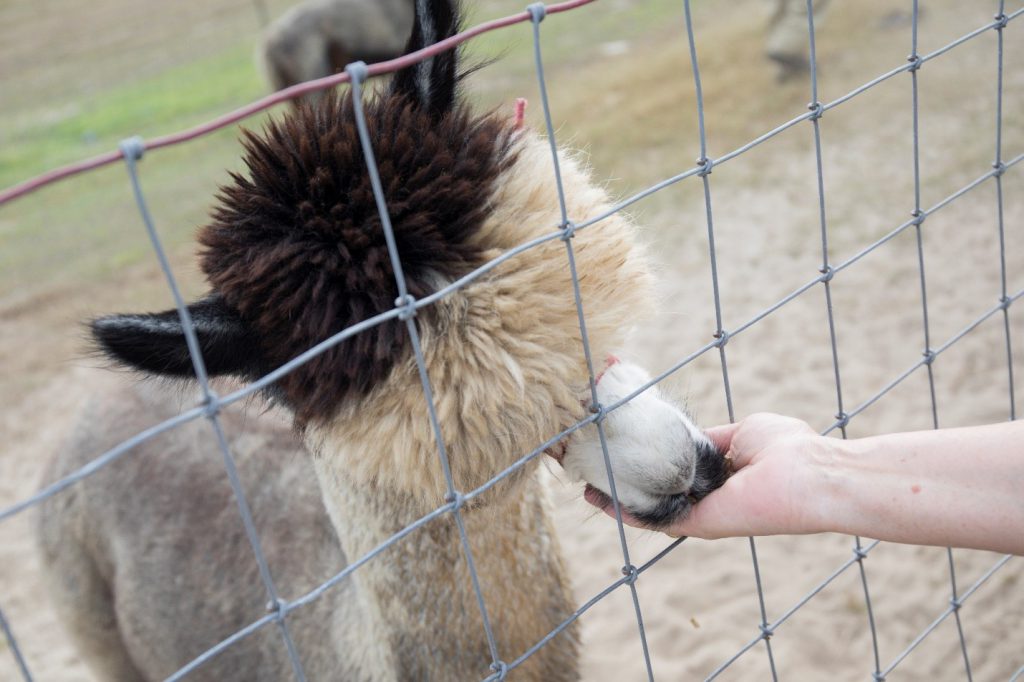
[591, 413, 831, 539]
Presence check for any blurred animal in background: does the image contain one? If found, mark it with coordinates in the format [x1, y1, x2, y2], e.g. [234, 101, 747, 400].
[765, 0, 831, 81]
[261, 0, 414, 102]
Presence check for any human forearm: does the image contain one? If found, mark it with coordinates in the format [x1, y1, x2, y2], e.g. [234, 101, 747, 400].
[599, 414, 1024, 554]
[822, 422, 1024, 554]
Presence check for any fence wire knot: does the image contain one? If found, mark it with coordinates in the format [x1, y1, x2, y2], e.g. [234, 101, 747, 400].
[834, 411, 851, 429]
[907, 53, 923, 72]
[819, 265, 835, 283]
[759, 623, 775, 639]
[922, 349, 936, 366]
[993, 160, 1007, 177]
[588, 402, 606, 422]
[950, 596, 963, 611]
[265, 598, 286, 620]
[489, 660, 510, 680]
[560, 220, 577, 241]
[200, 391, 221, 419]
[395, 294, 417, 320]
[873, 673, 887, 682]
[999, 295, 1012, 311]
[994, 13, 1009, 30]
[119, 136, 146, 162]
[696, 156, 714, 177]
[807, 101, 824, 120]
[445, 491, 467, 512]
[526, 2, 546, 23]
[713, 329, 730, 348]
[345, 60, 369, 85]
[622, 564, 639, 585]
[853, 546, 869, 561]
[911, 209, 926, 226]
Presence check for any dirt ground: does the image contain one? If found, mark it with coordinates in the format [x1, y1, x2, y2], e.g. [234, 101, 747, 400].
[2, 0, 1022, 680]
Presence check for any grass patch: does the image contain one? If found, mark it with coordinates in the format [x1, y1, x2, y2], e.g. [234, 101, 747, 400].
[0, 41, 267, 189]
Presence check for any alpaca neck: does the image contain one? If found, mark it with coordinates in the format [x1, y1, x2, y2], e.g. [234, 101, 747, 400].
[313, 459, 580, 681]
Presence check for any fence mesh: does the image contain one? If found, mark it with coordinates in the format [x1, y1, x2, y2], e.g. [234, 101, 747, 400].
[0, 1, 1020, 680]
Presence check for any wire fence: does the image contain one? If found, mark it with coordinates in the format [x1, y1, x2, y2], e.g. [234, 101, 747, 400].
[0, 0, 1020, 680]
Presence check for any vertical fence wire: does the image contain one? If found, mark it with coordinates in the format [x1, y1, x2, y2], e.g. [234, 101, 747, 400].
[904, 5, 973, 678]
[803, 1, 883, 677]
[682, 2, 778, 679]
[119, 139, 309, 682]
[0, 605, 32, 682]
[994, 0, 1017, 421]
[0, 2, 1021, 680]
[345, 61, 507, 679]
[526, 5, 656, 679]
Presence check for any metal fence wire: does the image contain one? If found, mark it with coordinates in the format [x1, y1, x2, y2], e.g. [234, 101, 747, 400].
[0, 0, 1021, 680]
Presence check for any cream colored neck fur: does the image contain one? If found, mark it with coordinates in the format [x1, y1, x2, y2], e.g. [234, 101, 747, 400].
[302, 132, 653, 680]
[313, 458, 579, 680]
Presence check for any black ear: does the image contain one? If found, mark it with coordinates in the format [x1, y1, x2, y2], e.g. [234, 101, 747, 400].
[389, 0, 460, 116]
[90, 294, 263, 379]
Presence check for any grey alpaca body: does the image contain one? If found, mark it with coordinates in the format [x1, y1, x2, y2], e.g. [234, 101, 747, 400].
[37, 383, 345, 681]
[37, 381, 577, 680]
[262, 0, 414, 96]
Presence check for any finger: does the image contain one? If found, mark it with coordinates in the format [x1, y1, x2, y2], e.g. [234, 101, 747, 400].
[704, 422, 740, 453]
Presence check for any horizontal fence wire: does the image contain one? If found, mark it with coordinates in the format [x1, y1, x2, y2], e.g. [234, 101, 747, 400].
[0, 1, 1021, 681]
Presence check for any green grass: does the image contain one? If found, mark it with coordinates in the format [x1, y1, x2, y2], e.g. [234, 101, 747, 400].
[0, 42, 268, 189]
[0, 29, 297, 296]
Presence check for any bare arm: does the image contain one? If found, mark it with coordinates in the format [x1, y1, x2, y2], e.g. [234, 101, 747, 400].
[598, 413, 1024, 555]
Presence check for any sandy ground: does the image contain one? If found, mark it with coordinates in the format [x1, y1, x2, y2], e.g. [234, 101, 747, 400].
[2, 1, 1023, 680]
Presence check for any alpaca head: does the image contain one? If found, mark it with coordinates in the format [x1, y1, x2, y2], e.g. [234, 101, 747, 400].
[90, 0, 727, 518]
[561, 359, 731, 527]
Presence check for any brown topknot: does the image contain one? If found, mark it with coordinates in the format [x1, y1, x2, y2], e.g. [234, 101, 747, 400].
[198, 92, 517, 422]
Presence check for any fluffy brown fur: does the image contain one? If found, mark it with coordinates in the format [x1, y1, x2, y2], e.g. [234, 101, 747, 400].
[201, 94, 516, 422]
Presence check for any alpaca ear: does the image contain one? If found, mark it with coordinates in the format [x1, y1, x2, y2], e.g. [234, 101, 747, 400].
[90, 294, 263, 379]
[389, 0, 460, 115]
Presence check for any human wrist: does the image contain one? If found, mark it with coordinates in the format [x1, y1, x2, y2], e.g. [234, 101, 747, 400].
[799, 433, 860, 537]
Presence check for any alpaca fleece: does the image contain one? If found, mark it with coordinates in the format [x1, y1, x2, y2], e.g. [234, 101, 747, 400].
[200, 94, 516, 422]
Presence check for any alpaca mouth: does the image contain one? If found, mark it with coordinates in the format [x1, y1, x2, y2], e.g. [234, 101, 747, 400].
[547, 441, 568, 465]
[584, 483, 697, 529]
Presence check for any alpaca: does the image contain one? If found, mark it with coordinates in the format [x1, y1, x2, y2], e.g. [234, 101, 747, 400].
[261, 0, 414, 101]
[764, 0, 831, 82]
[36, 1, 728, 679]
